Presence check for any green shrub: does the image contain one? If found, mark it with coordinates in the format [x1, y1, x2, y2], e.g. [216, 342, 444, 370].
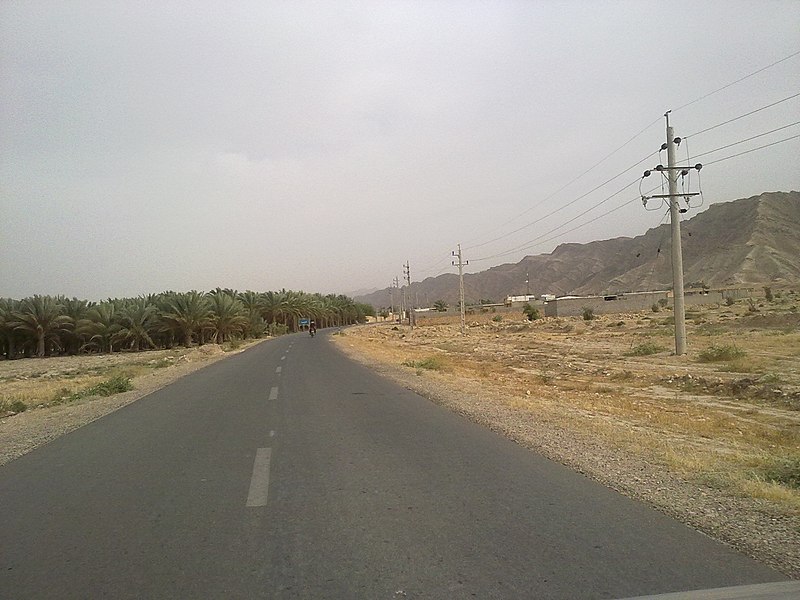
[658, 298, 669, 308]
[764, 286, 773, 302]
[56, 375, 134, 404]
[759, 455, 800, 489]
[698, 344, 746, 362]
[626, 342, 664, 356]
[401, 356, 445, 371]
[10, 399, 27, 413]
[651, 303, 661, 313]
[86, 375, 133, 397]
[582, 307, 595, 321]
[492, 315, 503, 322]
[522, 303, 540, 321]
[725, 297, 735, 307]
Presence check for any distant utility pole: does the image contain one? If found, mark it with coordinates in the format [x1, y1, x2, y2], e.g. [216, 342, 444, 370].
[404, 261, 414, 329]
[393, 276, 401, 323]
[526, 271, 530, 296]
[641, 111, 702, 356]
[389, 280, 395, 321]
[452, 244, 468, 336]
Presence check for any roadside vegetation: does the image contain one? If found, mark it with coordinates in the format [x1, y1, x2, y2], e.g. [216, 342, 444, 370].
[0, 289, 373, 416]
[0, 289, 373, 360]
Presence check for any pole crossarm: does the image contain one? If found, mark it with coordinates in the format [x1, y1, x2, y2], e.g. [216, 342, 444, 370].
[643, 193, 701, 199]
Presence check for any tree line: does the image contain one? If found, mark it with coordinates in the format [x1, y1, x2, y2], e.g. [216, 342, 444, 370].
[0, 289, 375, 359]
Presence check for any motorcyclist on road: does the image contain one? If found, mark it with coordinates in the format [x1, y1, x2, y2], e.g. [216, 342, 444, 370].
[309, 321, 317, 336]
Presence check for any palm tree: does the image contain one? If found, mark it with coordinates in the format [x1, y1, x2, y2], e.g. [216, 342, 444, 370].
[433, 299, 448, 312]
[60, 297, 94, 355]
[9, 295, 72, 357]
[159, 291, 211, 347]
[238, 290, 265, 338]
[82, 301, 121, 353]
[208, 291, 248, 344]
[0, 298, 22, 359]
[113, 298, 158, 351]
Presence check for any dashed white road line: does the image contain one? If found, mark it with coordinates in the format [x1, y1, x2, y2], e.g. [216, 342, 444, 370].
[269, 386, 278, 401]
[246, 447, 272, 507]
[281, 355, 286, 361]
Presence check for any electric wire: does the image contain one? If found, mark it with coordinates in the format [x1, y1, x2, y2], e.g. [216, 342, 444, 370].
[405, 53, 800, 284]
[673, 50, 800, 113]
[473, 189, 659, 264]
[461, 118, 664, 249]
[689, 121, 800, 159]
[463, 151, 657, 252]
[471, 178, 643, 262]
[685, 92, 800, 138]
[702, 133, 800, 165]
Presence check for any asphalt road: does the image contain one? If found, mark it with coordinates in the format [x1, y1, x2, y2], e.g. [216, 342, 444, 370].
[0, 331, 791, 599]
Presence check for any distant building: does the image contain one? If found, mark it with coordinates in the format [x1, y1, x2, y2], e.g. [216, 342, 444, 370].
[504, 295, 539, 307]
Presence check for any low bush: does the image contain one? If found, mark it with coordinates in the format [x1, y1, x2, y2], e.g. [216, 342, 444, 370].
[54, 375, 134, 404]
[758, 455, 800, 489]
[522, 303, 540, 321]
[1, 398, 28, 413]
[626, 342, 664, 356]
[401, 356, 445, 371]
[698, 344, 746, 362]
[582, 307, 595, 321]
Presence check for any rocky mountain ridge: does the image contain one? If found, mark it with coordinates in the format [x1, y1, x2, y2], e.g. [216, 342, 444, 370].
[357, 191, 800, 308]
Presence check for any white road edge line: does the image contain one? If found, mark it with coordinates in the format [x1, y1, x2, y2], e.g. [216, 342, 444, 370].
[269, 386, 278, 401]
[246, 448, 271, 507]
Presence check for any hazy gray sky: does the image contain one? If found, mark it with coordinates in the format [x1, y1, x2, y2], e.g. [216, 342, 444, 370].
[2, 1, 799, 300]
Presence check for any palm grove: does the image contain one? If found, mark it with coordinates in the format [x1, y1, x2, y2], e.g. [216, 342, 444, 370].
[0, 289, 374, 359]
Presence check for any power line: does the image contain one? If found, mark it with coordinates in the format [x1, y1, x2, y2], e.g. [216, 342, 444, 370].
[703, 134, 800, 166]
[464, 118, 663, 247]
[464, 151, 656, 252]
[472, 177, 642, 262]
[473, 191, 651, 263]
[690, 121, 800, 159]
[454, 55, 800, 265]
[685, 92, 800, 138]
[674, 50, 800, 113]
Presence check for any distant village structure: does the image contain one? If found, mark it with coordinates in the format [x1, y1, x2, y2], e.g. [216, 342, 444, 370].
[504, 288, 754, 318]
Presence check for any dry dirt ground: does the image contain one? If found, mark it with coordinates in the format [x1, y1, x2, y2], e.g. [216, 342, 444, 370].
[332, 299, 800, 578]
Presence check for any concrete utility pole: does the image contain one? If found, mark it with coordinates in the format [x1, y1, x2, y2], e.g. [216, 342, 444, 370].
[641, 111, 702, 356]
[393, 276, 400, 323]
[404, 261, 414, 329]
[389, 280, 395, 322]
[526, 271, 530, 296]
[452, 244, 468, 336]
[665, 112, 687, 355]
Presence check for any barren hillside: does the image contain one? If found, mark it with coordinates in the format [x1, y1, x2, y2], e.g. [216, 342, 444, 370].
[358, 191, 800, 307]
